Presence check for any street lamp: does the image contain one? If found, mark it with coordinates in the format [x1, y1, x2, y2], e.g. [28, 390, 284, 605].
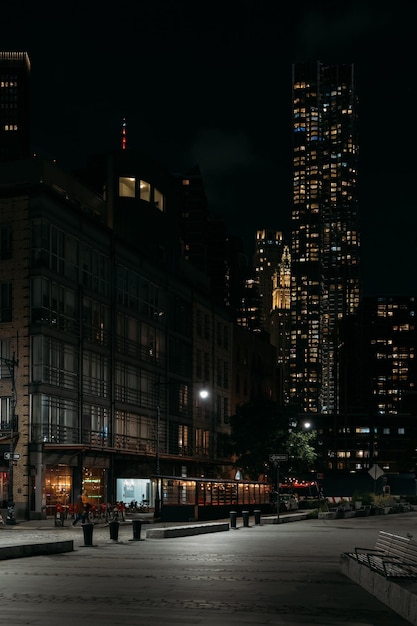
[154, 403, 161, 518]
[1, 354, 18, 524]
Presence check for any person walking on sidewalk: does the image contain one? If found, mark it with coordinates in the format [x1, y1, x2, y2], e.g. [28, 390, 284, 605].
[72, 496, 85, 526]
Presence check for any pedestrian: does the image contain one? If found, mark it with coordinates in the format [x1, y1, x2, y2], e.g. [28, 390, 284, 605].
[118, 500, 126, 521]
[72, 496, 85, 526]
[83, 502, 92, 523]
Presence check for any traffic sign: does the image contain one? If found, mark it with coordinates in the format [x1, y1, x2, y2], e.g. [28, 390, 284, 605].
[3, 452, 20, 460]
[368, 464, 384, 481]
[269, 453, 288, 462]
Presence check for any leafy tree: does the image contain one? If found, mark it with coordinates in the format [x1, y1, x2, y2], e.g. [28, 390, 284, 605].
[226, 398, 318, 480]
[287, 429, 317, 473]
[227, 398, 289, 480]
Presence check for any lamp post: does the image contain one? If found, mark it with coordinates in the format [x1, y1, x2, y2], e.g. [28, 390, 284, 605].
[1, 354, 18, 524]
[276, 460, 280, 524]
[154, 403, 161, 518]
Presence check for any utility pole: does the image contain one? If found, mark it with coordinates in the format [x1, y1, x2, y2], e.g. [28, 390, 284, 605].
[154, 403, 161, 518]
[1, 354, 18, 524]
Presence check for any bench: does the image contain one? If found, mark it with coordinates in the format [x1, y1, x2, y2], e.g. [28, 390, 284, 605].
[346, 530, 417, 579]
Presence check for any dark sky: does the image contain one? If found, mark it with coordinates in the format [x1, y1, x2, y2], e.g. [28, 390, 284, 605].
[2, 0, 416, 296]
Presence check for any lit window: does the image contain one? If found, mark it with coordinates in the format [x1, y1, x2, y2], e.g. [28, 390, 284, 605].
[153, 188, 165, 211]
[139, 180, 150, 201]
[119, 177, 135, 198]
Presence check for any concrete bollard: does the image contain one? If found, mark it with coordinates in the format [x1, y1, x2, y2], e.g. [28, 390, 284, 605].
[230, 510, 237, 528]
[242, 510, 250, 527]
[130, 519, 143, 541]
[109, 520, 120, 541]
[82, 522, 94, 546]
[254, 509, 261, 525]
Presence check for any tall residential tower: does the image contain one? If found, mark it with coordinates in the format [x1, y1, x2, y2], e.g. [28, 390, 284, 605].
[290, 62, 360, 414]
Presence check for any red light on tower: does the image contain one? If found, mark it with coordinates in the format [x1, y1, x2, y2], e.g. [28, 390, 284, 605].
[121, 117, 127, 150]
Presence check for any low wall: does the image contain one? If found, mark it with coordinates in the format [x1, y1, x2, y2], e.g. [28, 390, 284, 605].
[0, 539, 74, 561]
[340, 552, 417, 626]
[146, 522, 229, 539]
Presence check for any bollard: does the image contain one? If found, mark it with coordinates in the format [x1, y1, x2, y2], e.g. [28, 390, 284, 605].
[130, 519, 142, 541]
[109, 520, 120, 541]
[6, 504, 16, 525]
[242, 510, 250, 527]
[229, 510, 237, 528]
[254, 509, 261, 525]
[82, 522, 94, 546]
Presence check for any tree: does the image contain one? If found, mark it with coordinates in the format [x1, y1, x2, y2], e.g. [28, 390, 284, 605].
[287, 429, 317, 473]
[227, 398, 290, 480]
[227, 398, 318, 480]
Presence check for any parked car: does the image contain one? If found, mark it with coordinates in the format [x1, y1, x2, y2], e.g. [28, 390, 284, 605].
[279, 494, 299, 512]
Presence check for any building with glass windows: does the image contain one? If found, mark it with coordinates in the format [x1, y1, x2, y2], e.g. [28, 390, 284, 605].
[0, 153, 236, 519]
[290, 62, 360, 415]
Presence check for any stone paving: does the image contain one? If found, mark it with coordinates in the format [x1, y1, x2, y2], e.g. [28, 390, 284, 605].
[1, 510, 417, 625]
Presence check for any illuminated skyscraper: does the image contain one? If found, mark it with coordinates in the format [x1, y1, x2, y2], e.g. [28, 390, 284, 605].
[290, 62, 360, 414]
[254, 229, 284, 332]
[271, 245, 291, 405]
[0, 52, 31, 162]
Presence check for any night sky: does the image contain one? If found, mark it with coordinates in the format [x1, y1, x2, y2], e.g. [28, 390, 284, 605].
[2, 0, 416, 297]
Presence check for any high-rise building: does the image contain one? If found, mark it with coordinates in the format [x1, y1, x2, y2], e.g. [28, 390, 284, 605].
[290, 62, 360, 414]
[0, 52, 31, 162]
[172, 166, 249, 313]
[254, 229, 284, 333]
[339, 296, 417, 416]
[270, 245, 291, 405]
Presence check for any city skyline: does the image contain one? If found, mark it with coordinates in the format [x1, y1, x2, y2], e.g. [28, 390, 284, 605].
[2, 0, 416, 296]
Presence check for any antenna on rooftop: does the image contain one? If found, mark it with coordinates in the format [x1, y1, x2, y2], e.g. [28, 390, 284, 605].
[121, 117, 127, 150]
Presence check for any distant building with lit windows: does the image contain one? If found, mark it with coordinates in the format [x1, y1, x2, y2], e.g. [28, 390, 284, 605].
[290, 62, 360, 414]
[0, 52, 31, 162]
[339, 296, 417, 416]
[253, 229, 284, 333]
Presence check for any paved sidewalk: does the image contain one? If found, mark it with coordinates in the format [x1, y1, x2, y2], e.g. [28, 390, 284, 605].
[1, 509, 417, 625]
